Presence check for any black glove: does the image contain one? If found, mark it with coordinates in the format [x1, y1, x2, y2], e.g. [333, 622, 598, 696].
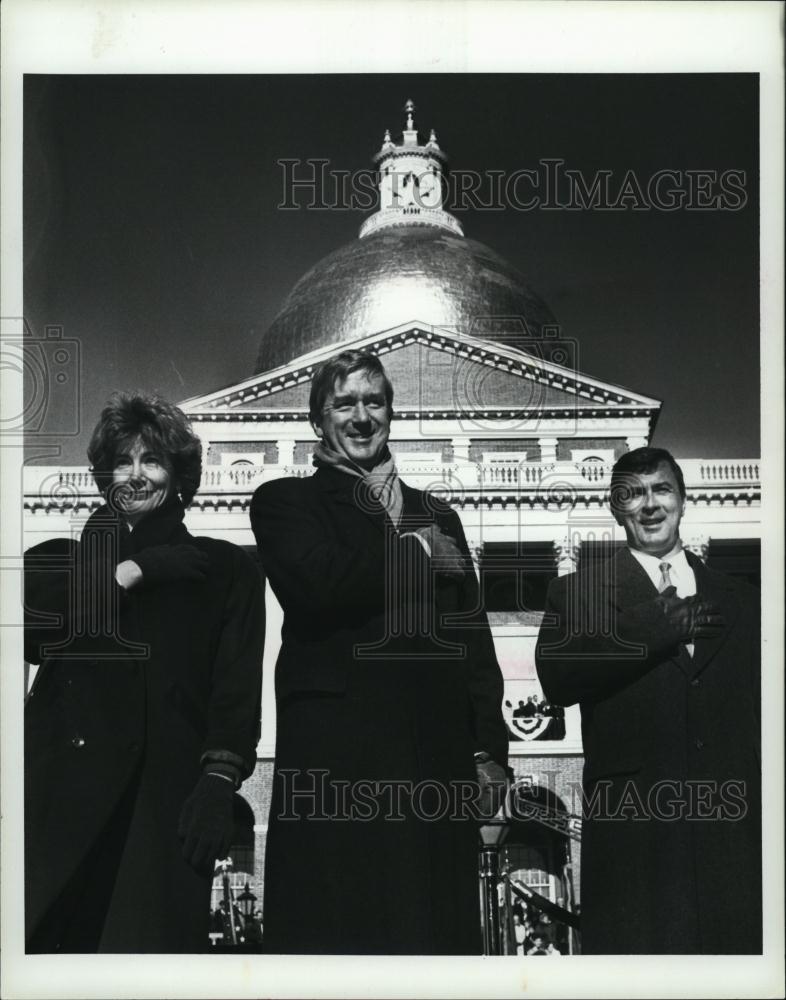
[476, 756, 510, 820]
[131, 544, 209, 589]
[414, 525, 466, 580]
[178, 773, 236, 875]
[656, 586, 725, 643]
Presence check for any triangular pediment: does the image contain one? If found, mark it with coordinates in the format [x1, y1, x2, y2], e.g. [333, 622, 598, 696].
[179, 323, 660, 417]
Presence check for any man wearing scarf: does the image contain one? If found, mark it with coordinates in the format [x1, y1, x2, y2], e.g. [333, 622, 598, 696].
[251, 350, 509, 955]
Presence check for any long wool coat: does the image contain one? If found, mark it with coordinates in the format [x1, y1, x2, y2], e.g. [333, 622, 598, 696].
[535, 547, 761, 954]
[250, 467, 509, 955]
[24, 501, 265, 952]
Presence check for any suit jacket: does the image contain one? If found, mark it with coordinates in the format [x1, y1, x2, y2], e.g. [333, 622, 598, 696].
[535, 547, 761, 954]
[250, 466, 508, 954]
[24, 501, 265, 951]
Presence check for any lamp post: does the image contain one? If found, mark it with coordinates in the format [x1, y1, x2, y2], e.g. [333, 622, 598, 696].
[216, 858, 237, 945]
[237, 882, 257, 922]
[479, 815, 509, 956]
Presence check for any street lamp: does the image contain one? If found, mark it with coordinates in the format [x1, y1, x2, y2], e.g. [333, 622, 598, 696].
[215, 858, 238, 945]
[479, 813, 510, 955]
[236, 881, 257, 921]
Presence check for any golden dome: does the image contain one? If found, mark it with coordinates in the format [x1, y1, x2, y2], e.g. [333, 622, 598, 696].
[255, 225, 556, 374]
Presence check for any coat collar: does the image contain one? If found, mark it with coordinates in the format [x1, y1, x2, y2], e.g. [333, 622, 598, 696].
[84, 498, 190, 555]
[312, 465, 389, 534]
[609, 547, 657, 606]
[313, 466, 434, 534]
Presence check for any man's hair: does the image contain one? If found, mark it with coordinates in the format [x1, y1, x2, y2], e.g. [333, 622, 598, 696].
[308, 350, 394, 426]
[87, 392, 203, 504]
[609, 446, 686, 514]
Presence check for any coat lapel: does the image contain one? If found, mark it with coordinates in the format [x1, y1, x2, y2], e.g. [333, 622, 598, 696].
[687, 550, 738, 678]
[313, 465, 389, 535]
[398, 481, 434, 530]
[610, 548, 693, 677]
[609, 547, 657, 607]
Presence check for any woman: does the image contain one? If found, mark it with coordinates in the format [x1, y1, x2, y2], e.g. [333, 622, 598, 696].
[24, 393, 265, 953]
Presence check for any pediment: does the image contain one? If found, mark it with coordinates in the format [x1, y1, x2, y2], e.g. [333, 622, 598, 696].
[179, 323, 660, 417]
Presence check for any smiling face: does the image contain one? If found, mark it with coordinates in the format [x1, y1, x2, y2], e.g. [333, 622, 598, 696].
[110, 436, 174, 524]
[613, 461, 686, 557]
[313, 369, 392, 470]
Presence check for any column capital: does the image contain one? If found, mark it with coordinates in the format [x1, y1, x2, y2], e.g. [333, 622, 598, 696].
[553, 535, 581, 576]
[625, 435, 648, 452]
[465, 537, 484, 569]
[683, 535, 710, 563]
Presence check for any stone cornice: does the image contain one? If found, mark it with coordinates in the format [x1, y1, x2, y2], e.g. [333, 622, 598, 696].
[178, 323, 662, 415]
[185, 405, 660, 422]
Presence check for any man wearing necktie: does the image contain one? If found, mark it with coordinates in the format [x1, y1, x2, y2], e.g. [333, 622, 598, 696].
[536, 447, 761, 954]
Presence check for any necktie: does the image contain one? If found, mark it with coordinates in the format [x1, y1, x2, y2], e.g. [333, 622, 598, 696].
[658, 561, 674, 593]
[659, 560, 694, 659]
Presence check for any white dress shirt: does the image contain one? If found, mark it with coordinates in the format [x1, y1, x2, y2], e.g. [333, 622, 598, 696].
[629, 543, 696, 656]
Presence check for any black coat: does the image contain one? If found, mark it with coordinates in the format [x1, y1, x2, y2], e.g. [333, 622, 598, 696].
[24, 501, 265, 952]
[535, 548, 761, 954]
[250, 467, 508, 954]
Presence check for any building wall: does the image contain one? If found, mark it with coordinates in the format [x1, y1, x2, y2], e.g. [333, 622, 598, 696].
[509, 754, 585, 907]
[239, 761, 274, 905]
[207, 441, 277, 464]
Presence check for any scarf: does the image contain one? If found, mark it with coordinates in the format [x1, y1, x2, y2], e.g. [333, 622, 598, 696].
[312, 442, 404, 528]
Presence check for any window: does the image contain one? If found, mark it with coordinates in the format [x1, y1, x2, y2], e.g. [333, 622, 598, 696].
[504, 844, 555, 900]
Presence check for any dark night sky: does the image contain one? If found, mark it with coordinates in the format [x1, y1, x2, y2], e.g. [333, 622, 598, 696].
[24, 73, 760, 465]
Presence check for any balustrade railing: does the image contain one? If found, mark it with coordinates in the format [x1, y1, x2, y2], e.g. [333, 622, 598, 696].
[22, 457, 761, 508]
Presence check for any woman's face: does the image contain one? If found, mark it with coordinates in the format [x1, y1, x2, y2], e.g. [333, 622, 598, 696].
[111, 436, 174, 523]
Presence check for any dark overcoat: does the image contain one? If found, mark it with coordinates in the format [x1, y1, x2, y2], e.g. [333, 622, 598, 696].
[535, 547, 761, 954]
[250, 467, 508, 955]
[24, 501, 265, 952]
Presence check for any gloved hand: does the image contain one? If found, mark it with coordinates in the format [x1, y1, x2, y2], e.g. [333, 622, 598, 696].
[476, 756, 510, 820]
[127, 544, 209, 590]
[656, 586, 725, 643]
[415, 525, 466, 580]
[178, 773, 236, 875]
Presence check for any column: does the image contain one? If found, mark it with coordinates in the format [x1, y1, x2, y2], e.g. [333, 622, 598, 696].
[683, 535, 710, 563]
[276, 439, 296, 467]
[625, 435, 648, 452]
[553, 535, 580, 576]
[538, 437, 558, 464]
[465, 537, 483, 578]
[451, 437, 471, 463]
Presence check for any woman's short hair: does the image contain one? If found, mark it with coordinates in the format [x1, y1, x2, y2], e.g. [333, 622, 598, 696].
[308, 350, 394, 426]
[87, 392, 202, 504]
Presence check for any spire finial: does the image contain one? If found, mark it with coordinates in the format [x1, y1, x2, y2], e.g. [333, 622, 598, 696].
[404, 98, 415, 131]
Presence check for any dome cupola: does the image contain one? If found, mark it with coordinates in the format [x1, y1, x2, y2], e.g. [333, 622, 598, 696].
[359, 99, 463, 239]
[255, 101, 555, 375]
